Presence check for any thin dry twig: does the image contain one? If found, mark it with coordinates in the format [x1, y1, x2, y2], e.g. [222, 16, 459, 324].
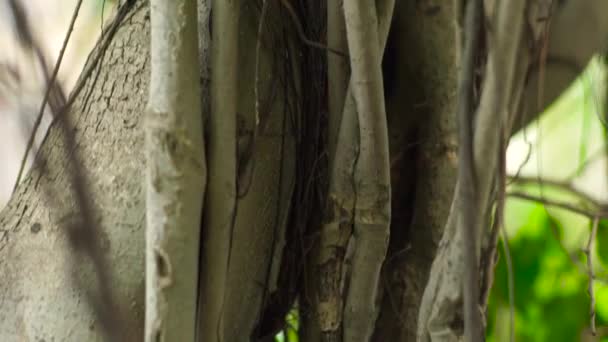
[24, 3, 137, 339]
[6, 0, 66, 112]
[507, 191, 608, 218]
[481, 136, 516, 342]
[584, 217, 599, 336]
[457, 0, 483, 340]
[512, 194, 608, 285]
[482, 208, 501, 309]
[566, 145, 608, 180]
[12, 0, 84, 193]
[508, 175, 602, 208]
[63, 2, 136, 116]
[57, 3, 138, 339]
[278, 0, 347, 58]
[534, 1, 556, 114]
[501, 222, 515, 342]
[506, 127, 533, 186]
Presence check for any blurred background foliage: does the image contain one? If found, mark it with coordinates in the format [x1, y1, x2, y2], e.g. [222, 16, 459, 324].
[488, 57, 608, 341]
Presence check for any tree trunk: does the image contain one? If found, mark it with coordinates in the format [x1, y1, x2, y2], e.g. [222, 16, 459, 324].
[0, 3, 149, 340]
[1, 0, 608, 341]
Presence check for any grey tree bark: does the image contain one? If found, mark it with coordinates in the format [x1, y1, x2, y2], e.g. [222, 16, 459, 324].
[0, 3, 149, 340]
[146, 0, 204, 340]
[0, 1, 607, 341]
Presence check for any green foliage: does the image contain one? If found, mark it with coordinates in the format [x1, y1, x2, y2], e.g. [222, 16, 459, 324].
[486, 205, 606, 341]
[487, 57, 608, 341]
[597, 220, 608, 268]
[275, 309, 299, 342]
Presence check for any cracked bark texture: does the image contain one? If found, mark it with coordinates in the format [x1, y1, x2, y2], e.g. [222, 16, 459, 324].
[0, 3, 149, 340]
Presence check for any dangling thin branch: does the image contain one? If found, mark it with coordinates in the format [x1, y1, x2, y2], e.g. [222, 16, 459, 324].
[12, 0, 76, 192]
[584, 217, 599, 336]
[327, 0, 349, 164]
[278, 0, 347, 57]
[457, 0, 483, 340]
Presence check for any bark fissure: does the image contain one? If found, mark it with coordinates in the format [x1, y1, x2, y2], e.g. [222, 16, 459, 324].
[0, 3, 149, 340]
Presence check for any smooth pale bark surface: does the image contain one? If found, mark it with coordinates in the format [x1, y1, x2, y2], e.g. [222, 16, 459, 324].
[197, 0, 239, 340]
[199, 2, 296, 341]
[342, 1, 392, 340]
[220, 3, 296, 338]
[315, 2, 394, 340]
[0, 3, 148, 340]
[146, 0, 204, 340]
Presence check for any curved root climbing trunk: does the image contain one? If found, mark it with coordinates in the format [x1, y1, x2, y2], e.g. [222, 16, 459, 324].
[146, 0, 204, 340]
[342, 1, 392, 341]
[458, 0, 483, 340]
[197, 0, 239, 340]
[417, 0, 529, 340]
[317, 1, 394, 340]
